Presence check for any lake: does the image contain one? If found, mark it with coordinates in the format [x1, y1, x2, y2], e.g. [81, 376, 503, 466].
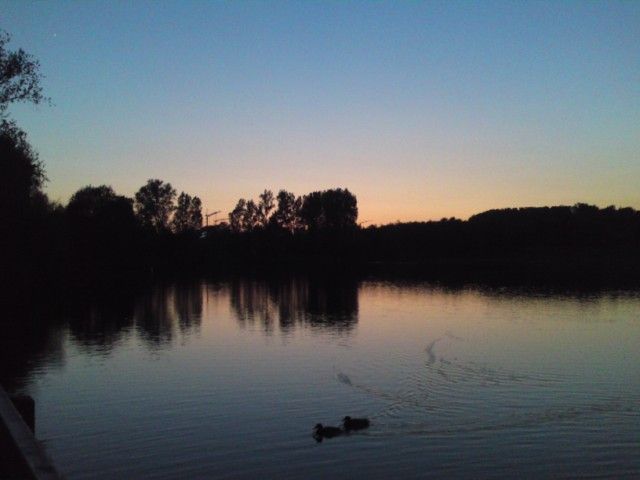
[2, 277, 639, 479]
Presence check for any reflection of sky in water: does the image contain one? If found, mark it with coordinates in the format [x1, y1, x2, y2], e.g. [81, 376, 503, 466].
[3, 280, 639, 479]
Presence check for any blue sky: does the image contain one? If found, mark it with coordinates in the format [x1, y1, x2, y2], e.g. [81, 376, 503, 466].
[4, 0, 639, 223]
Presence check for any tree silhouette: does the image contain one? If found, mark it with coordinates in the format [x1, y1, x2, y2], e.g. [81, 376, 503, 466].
[67, 185, 135, 228]
[323, 189, 358, 229]
[229, 198, 247, 232]
[300, 188, 358, 231]
[66, 185, 138, 273]
[68, 185, 121, 217]
[0, 30, 49, 119]
[229, 191, 277, 232]
[0, 121, 46, 217]
[271, 190, 302, 233]
[228, 188, 358, 234]
[243, 200, 259, 231]
[172, 192, 202, 233]
[0, 30, 49, 219]
[257, 189, 275, 228]
[134, 179, 176, 232]
[0, 30, 58, 297]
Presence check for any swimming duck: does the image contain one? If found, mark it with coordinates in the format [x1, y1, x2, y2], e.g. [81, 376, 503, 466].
[313, 423, 344, 441]
[342, 416, 370, 431]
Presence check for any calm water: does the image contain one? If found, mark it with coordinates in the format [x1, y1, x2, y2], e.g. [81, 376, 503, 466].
[3, 278, 640, 479]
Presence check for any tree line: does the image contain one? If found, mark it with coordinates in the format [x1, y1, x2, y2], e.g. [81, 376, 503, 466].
[67, 181, 203, 235]
[227, 188, 357, 233]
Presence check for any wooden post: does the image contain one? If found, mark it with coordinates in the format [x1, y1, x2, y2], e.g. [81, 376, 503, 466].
[0, 385, 60, 479]
[10, 395, 36, 433]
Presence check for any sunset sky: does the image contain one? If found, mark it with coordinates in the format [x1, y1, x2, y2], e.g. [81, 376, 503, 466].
[5, 1, 639, 224]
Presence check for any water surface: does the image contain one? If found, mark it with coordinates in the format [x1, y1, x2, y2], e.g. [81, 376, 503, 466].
[3, 278, 639, 479]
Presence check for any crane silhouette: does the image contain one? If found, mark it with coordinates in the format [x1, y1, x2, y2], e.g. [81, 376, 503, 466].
[205, 210, 221, 227]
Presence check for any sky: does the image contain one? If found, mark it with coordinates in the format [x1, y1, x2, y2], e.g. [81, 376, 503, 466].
[4, 0, 639, 224]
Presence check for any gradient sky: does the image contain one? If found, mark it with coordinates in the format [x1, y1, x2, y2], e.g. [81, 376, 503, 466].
[4, 0, 639, 224]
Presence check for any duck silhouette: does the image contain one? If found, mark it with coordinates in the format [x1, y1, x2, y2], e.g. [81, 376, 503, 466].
[313, 423, 344, 442]
[342, 416, 370, 431]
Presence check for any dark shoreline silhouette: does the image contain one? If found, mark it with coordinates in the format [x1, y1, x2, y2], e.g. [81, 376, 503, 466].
[2, 198, 640, 310]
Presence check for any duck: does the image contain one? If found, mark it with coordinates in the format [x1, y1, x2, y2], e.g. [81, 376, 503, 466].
[342, 416, 370, 431]
[313, 423, 344, 441]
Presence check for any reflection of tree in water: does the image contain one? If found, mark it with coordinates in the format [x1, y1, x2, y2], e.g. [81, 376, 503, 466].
[134, 283, 202, 349]
[0, 284, 204, 391]
[174, 284, 203, 336]
[0, 309, 66, 393]
[230, 281, 279, 333]
[305, 277, 360, 331]
[230, 276, 359, 334]
[67, 294, 136, 354]
[134, 286, 175, 347]
[66, 283, 203, 353]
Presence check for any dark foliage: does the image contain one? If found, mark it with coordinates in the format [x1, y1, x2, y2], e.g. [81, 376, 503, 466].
[0, 121, 63, 301]
[0, 30, 49, 118]
[356, 205, 640, 285]
[66, 185, 141, 278]
[134, 179, 177, 233]
[0, 121, 46, 219]
[67, 185, 135, 225]
[172, 192, 202, 233]
[271, 190, 302, 233]
[300, 188, 358, 231]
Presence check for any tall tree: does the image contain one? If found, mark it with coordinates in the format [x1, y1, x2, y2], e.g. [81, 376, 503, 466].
[300, 188, 358, 231]
[229, 199, 247, 232]
[134, 179, 176, 232]
[299, 191, 324, 231]
[188, 196, 202, 230]
[0, 30, 48, 217]
[257, 189, 275, 228]
[0, 30, 55, 293]
[67, 185, 135, 228]
[66, 185, 137, 269]
[243, 200, 259, 231]
[172, 192, 202, 233]
[0, 30, 48, 120]
[322, 188, 358, 230]
[0, 121, 46, 218]
[271, 190, 302, 233]
[67, 185, 119, 217]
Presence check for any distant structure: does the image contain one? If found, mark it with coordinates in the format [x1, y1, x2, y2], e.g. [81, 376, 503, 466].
[205, 210, 221, 227]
